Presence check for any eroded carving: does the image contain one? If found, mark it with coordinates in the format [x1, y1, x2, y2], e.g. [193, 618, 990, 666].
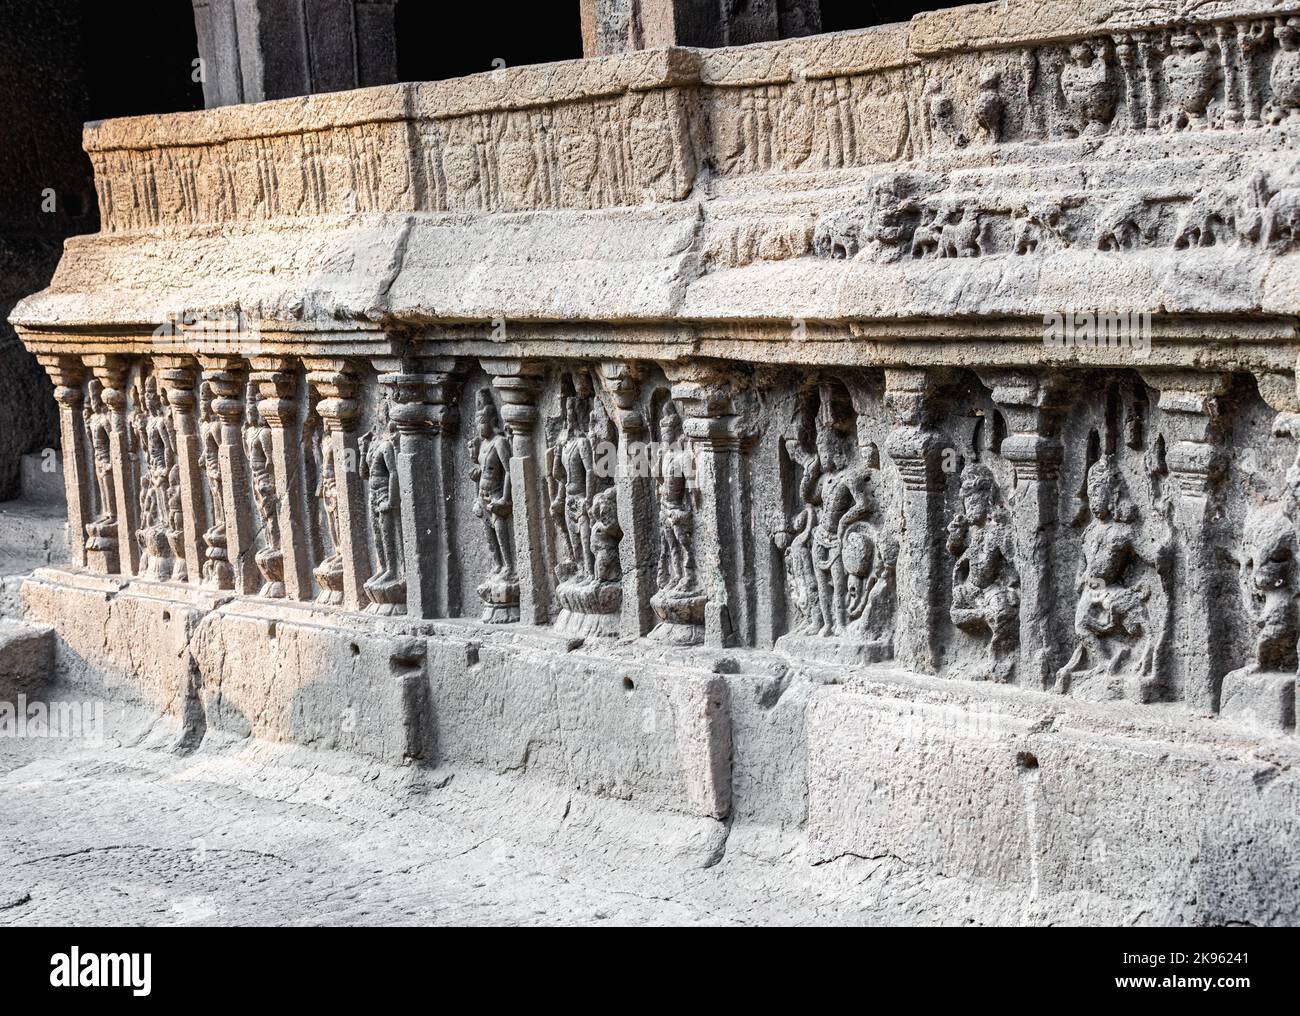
[469, 388, 519, 624]
[360, 394, 406, 615]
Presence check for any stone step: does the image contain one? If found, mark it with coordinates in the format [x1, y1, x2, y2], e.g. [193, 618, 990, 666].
[0, 618, 54, 698]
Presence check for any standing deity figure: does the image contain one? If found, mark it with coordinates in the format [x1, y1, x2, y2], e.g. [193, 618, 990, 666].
[243, 381, 283, 598]
[650, 404, 705, 645]
[946, 464, 1021, 682]
[312, 417, 344, 605]
[198, 382, 232, 589]
[1056, 455, 1172, 701]
[467, 389, 518, 623]
[135, 377, 177, 581]
[776, 403, 821, 633]
[1220, 455, 1300, 731]
[359, 395, 405, 615]
[550, 393, 623, 638]
[549, 396, 597, 582]
[83, 378, 118, 561]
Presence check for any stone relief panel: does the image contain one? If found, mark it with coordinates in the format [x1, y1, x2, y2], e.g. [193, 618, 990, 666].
[767, 376, 899, 665]
[544, 370, 624, 638]
[39, 352, 1298, 736]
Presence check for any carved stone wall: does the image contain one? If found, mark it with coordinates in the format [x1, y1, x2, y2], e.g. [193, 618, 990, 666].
[12, 0, 1300, 923]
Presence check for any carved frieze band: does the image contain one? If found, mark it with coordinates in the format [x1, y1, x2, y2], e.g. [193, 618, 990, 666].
[34, 351, 1300, 732]
[89, 12, 1300, 232]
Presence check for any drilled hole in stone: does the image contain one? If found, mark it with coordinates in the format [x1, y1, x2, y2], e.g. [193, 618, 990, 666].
[1017, 751, 1039, 770]
[622, 677, 635, 693]
[162, 610, 171, 623]
[349, 643, 360, 657]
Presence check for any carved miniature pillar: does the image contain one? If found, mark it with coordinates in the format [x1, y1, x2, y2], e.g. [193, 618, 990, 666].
[667, 365, 750, 649]
[380, 363, 466, 620]
[884, 369, 946, 674]
[200, 358, 260, 595]
[306, 359, 371, 611]
[37, 355, 92, 570]
[156, 357, 208, 586]
[85, 354, 139, 576]
[980, 370, 1066, 689]
[599, 361, 656, 637]
[251, 357, 313, 601]
[484, 360, 548, 625]
[1141, 370, 1230, 712]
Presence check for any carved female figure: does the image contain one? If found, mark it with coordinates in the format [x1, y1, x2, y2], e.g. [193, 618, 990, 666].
[650, 404, 705, 645]
[947, 464, 1021, 682]
[468, 389, 518, 623]
[359, 395, 404, 614]
[84, 379, 116, 542]
[1060, 40, 1116, 137]
[198, 382, 232, 589]
[242, 381, 283, 598]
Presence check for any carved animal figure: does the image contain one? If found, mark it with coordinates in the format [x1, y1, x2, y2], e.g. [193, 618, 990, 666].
[938, 204, 982, 258]
[1093, 195, 1157, 251]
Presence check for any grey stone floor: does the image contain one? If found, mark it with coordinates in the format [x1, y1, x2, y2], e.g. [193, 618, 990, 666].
[0, 697, 1043, 927]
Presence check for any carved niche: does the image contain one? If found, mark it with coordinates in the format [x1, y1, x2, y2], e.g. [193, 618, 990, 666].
[773, 382, 896, 664]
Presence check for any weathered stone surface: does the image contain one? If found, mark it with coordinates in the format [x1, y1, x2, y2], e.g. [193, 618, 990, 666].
[0, 618, 53, 698]
[10, 0, 1300, 925]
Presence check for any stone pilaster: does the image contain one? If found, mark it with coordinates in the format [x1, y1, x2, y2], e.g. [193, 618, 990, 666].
[484, 360, 549, 626]
[200, 358, 260, 595]
[37, 355, 91, 570]
[85, 354, 139, 577]
[251, 357, 313, 601]
[667, 364, 750, 649]
[979, 370, 1067, 690]
[1141, 369, 1231, 712]
[598, 361, 656, 638]
[306, 359, 371, 612]
[884, 369, 947, 674]
[156, 357, 208, 587]
[381, 363, 466, 620]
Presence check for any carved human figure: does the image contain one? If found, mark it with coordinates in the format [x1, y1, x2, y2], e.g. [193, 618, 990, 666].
[974, 69, 1004, 143]
[655, 406, 698, 594]
[467, 389, 518, 622]
[1238, 490, 1299, 675]
[550, 396, 597, 581]
[650, 403, 705, 644]
[946, 464, 1021, 682]
[242, 381, 282, 597]
[135, 377, 177, 580]
[359, 395, 404, 611]
[84, 379, 116, 539]
[1060, 40, 1116, 137]
[310, 417, 345, 605]
[1056, 455, 1172, 700]
[198, 382, 231, 588]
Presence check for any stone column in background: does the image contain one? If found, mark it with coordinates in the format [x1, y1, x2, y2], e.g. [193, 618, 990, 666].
[37, 355, 91, 570]
[192, 0, 399, 108]
[884, 368, 947, 674]
[251, 357, 313, 601]
[980, 370, 1066, 690]
[1142, 369, 1231, 712]
[580, 0, 821, 56]
[85, 355, 139, 577]
[485, 359, 549, 626]
[201, 358, 260, 595]
[598, 361, 656, 638]
[306, 359, 371, 611]
[667, 364, 751, 649]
